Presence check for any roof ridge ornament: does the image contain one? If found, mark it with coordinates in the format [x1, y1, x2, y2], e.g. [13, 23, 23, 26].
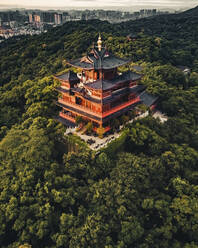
[97, 33, 102, 52]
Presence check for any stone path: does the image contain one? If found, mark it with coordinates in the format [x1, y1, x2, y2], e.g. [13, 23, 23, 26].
[153, 111, 168, 123]
[64, 110, 168, 151]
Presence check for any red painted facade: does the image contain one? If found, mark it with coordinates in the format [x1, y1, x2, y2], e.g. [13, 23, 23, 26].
[55, 36, 144, 132]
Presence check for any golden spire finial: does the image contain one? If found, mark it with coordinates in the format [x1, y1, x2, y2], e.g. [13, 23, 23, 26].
[97, 33, 102, 52]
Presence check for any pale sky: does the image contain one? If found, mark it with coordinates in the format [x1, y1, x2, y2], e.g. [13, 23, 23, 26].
[0, 0, 197, 9]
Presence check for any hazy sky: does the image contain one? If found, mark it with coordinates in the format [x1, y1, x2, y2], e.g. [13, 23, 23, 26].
[1, 0, 197, 9]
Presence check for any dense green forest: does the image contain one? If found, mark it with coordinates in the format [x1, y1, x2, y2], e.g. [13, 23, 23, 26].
[1, 6, 198, 248]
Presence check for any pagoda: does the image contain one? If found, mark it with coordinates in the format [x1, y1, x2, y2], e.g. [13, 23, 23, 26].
[55, 35, 156, 133]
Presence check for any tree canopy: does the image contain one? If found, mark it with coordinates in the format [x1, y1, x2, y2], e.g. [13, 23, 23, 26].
[1, 9, 198, 248]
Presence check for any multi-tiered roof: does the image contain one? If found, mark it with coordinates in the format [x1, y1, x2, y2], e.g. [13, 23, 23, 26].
[55, 35, 157, 132]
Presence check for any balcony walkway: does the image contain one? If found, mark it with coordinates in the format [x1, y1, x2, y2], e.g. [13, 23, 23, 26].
[57, 97, 141, 124]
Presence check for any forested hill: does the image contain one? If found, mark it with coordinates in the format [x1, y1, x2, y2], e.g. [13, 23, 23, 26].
[1, 7, 198, 248]
[181, 5, 198, 16]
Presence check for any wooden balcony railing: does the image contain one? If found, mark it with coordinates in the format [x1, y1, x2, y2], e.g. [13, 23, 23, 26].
[58, 96, 140, 119]
[59, 112, 76, 123]
[58, 99, 101, 116]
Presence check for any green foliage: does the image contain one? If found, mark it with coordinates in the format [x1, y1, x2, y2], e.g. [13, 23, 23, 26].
[101, 129, 129, 157]
[188, 72, 198, 87]
[155, 65, 186, 88]
[120, 115, 130, 125]
[19, 245, 32, 248]
[96, 126, 105, 139]
[85, 121, 93, 134]
[128, 121, 168, 155]
[1, 12, 198, 248]
[110, 118, 120, 131]
[136, 104, 148, 113]
[75, 115, 83, 125]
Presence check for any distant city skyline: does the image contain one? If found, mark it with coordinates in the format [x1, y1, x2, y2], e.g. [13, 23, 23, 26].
[0, 0, 197, 10]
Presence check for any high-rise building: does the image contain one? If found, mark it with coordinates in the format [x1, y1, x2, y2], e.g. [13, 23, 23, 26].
[54, 14, 62, 25]
[34, 15, 41, 23]
[41, 12, 55, 23]
[29, 14, 33, 23]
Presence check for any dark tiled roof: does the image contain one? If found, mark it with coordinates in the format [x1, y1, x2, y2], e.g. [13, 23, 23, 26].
[84, 71, 142, 91]
[140, 91, 158, 107]
[102, 88, 128, 104]
[56, 87, 70, 93]
[68, 48, 130, 70]
[127, 33, 138, 38]
[102, 85, 146, 104]
[72, 87, 83, 93]
[72, 87, 102, 103]
[132, 65, 143, 72]
[130, 85, 146, 94]
[55, 70, 79, 81]
[69, 58, 93, 69]
[85, 80, 113, 90]
[176, 65, 190, 70]
[83, 94, 101, 104]
[176, 65, 191, 73]
[123, 71, 142, 81]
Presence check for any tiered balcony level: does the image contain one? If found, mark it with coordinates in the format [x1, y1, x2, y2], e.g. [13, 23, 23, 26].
[54, 35, 155, 132]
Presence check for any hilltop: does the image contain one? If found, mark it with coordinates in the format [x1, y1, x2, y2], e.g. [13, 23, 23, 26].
[181, 5, 198, 16]
[0, 6, 198, 248]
